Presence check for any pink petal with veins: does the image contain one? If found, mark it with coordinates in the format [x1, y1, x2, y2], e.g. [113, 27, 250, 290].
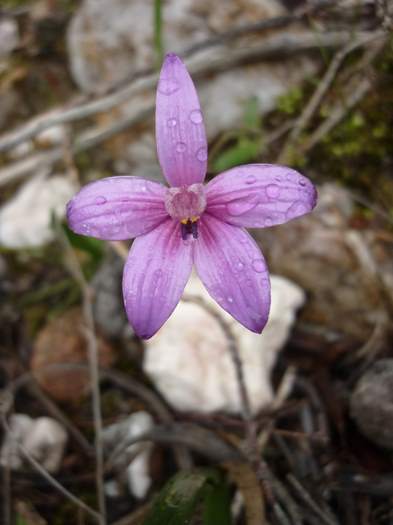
[194, 213, 271, 333]
[122, 218, 193, 339]
[206, 164, 317, 228]
[66, 176, 168, 240]
[156, 54, 207, 187]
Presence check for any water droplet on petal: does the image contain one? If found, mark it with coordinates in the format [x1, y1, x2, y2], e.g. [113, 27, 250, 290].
[226, 195, 258, 216]
[287, 201, 308, 218]
[266, 184, 280, 198]
[176, 142, 186, 153]
[264, 216, 273, 227]
[246, 175, 256, 185]
[275, 174, 282, 182]
[252, 258, 265, 273]
[286, 171, 297, 182]
[196, 146, 208, 162]
[299, 179, 306, 187]
[167, 117, 177, 128]
[95, 196, 107, 205]
[158, 78, 179, 95]
[189, 109, 203, 124]
[227, 296, 234, 303]
[236, 260, 245, 270]
[82, 223, 91, 234]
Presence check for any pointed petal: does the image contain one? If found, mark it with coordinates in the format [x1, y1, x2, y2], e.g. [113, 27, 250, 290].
[122, 218, 193, 339]
[66, 176, 168, 240]
[156, 53, 207, 187]
[206, 164, 317, 228]
[194, 214, 270, 333]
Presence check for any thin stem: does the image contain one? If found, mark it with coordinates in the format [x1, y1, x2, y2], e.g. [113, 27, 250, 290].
[154, 0, 164, 68]
[0, 413, 102, 524]
[56, 223, 107, 524]
[182, 295, 273, 504]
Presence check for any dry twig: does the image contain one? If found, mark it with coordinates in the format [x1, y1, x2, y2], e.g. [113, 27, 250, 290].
[0, 391, 103, 524]
[277, 32, 385, 163]
[0, 29, 377, 167]
[56, 224, 107, 524]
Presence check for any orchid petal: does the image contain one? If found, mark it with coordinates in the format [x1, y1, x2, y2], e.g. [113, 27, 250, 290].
[194, 214, 271, 333]
[66, 176, 168, 240]
[156, 53, 207, 187]
[122, 218, 193, 339]
[206, 164, 317, 228]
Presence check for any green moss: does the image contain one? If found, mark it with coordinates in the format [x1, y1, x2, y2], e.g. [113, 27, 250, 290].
[288, 40, 393, 213]
[276, 85, 305, 115]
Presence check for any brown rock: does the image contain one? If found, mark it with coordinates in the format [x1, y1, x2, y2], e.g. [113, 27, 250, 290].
[254, 184, 393, 342]
[31, 308, 115, 402]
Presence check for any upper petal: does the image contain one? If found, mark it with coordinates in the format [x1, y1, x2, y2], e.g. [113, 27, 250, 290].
[156, 53, 207, 187]
[194, 214, 271, 333]
[122, 218, 193, 339]
[205, 164, 317, 228]
[66, 176, 168, 240]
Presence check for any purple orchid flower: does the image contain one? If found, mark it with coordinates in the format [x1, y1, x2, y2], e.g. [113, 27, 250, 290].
[66, 53, 317, 339]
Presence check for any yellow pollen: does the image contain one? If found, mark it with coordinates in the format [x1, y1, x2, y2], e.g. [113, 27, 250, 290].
[180, 216, 199, 224]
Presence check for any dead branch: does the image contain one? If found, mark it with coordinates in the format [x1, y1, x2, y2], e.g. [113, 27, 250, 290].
[56, 224, 107, 523]
[0, 391, 103, 524]
[0, 30, 379, 158]
[277, 32, 386, 163]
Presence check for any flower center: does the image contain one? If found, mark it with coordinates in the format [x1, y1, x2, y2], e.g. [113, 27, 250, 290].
[164, 184, 206, 240]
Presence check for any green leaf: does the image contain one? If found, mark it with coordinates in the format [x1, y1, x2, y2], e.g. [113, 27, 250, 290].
[15, 515, 28, 525]
[143, 470, 227, 525]
[63, 224, 104, 261]
[203, 479, 232, 525]
[212, 138, 261, 173]
[243, 96, 260, 130]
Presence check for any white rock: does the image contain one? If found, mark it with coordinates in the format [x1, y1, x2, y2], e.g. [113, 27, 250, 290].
[0, 414, 33, 470]
[144, 274, 305, 415]
[0, 18, 19, 59]
[0, 415, 67, 473]
[23, 417, 68, 473]
[0, 173, 77, 248]
[103, 412, 154, 499]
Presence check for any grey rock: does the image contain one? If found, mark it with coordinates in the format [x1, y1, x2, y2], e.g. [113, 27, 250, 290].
[350, 359, 393, 450]
[92, 254, 130, 338]
[254, 184, 392, 341]
[67, 0, 283, 94]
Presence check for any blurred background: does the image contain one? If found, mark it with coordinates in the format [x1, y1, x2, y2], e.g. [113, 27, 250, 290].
[0, 0, 393, 524]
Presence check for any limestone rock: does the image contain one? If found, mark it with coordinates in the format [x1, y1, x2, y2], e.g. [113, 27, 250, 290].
[0, 415, 67, 473]
[103, 412, 154, 499]
[144, 274, 304, 415]
[0, 173, 77, 249]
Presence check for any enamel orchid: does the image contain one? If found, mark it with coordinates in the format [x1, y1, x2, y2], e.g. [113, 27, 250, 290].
[66, 53, 317, 339]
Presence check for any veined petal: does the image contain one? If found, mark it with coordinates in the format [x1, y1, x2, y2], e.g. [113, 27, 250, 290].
[122, 218, 193, 339]
[156, 53, 207, 187]
[206, 164, 317, 228]
[194, 214, 270, 333]
[66, 176, 168, 240]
